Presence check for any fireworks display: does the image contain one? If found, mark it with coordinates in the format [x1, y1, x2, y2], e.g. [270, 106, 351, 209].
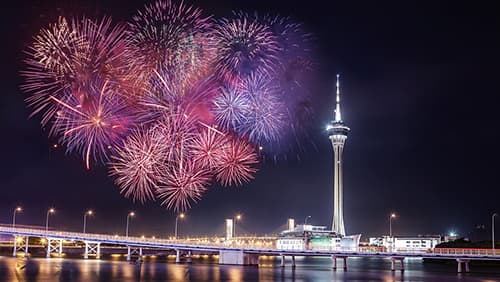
[21, 0, 313, 211]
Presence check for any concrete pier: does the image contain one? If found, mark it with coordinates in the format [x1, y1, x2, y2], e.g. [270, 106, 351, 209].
[219, 250, 259, 265]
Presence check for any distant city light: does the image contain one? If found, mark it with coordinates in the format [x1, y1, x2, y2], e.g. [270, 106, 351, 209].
[449, 231, 457, 237]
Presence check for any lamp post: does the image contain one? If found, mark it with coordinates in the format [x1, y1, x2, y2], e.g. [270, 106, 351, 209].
[493, 213, 498, 250]
[83, 210, 93, 234]
[175, 213, 185, 239]
[389, 213, 396, 237]
[126, 212, 135, 238]
[234, 214, 242, 237]
[304, 215, 312, 225]
[46, 208, 55, 232]
[12, 207, 22, 228]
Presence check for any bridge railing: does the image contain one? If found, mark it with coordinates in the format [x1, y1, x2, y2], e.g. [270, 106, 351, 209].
[0, 226, 278, 250]
[430, 248, 500, 256]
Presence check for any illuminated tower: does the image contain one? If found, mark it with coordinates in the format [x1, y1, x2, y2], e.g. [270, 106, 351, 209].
[327, 74, 350, 235]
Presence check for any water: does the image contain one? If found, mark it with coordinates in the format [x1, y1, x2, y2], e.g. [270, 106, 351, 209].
[0, 256, 499, 281]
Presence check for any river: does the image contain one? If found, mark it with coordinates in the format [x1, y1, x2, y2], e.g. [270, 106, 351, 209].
[0, 255, 499, 281]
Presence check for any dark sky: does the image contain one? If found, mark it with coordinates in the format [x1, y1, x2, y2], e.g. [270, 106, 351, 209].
[1, 0, 499, 240]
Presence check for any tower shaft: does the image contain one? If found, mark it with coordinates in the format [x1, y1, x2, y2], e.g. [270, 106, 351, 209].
[331, 135, 346, 235]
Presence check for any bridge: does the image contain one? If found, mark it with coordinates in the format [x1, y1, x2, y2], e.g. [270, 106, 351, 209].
[1, 225, 500, 273]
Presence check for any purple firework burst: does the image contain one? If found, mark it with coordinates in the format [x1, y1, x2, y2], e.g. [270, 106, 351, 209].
[212, 15, 281, 82]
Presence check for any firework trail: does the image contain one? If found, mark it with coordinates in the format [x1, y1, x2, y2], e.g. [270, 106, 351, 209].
[21, 0, 314, 211]
[51, 80, 132, 169]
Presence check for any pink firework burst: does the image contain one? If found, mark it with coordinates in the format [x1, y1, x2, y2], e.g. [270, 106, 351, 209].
[128, 0, 214, 81]
[109, 128, 166, 203]
[215, 136, 259, 187]
[22, 17, 130, 126]
[189, 126, 228, 169]
[157, 159, 211, 212]
[154, 108, 199, 163]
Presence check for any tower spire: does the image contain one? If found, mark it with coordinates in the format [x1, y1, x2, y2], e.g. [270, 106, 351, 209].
[335, 74, 342, 122]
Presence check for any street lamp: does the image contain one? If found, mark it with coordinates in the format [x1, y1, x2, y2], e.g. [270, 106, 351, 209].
[493, 213, 498, 250]
[126, 212, 135, 237]
[83, 210, 93, 234]
[175, 213, 185, 239]
[304, 215, 312, 225]
[389, 213, 397, 237]
[234, 214, 242, 237]
[12, 207, 22, 228]
[46, 208, 55, 232]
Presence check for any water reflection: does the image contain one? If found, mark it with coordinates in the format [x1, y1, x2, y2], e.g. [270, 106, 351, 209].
[0, 256, 499, 281]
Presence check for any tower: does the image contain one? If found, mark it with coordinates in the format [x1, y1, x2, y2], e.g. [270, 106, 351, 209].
[327, 74, 350, 235]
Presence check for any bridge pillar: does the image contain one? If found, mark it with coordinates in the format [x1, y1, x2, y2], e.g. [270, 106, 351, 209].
[46, 238, 63, 258]
[175, 249, 180, 263]
[390, 257, 405, 271]
[280, 255, 285, 267]
[84, 242, 101, 259]
[187, 250, 192, 263]
[126, 246, 141, 262]
[291, 256, 296, 268]
[25, 237, 29, 256]
[138, 248, 143, 263]
[218, 250, 259, 265]
[12, 236, 17, 257]
[332, 256, 348, 270]
[456, 259, 470, 273]
[12, 236, 29, 257]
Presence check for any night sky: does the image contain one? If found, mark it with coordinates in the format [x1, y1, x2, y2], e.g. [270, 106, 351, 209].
[1, 0, 499, 240]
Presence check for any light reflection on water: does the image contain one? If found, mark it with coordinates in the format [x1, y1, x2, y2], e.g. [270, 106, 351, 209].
[0, 256, 499, 281]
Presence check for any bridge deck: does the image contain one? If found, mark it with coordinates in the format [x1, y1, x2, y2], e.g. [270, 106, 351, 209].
[1, 226, 500, 261]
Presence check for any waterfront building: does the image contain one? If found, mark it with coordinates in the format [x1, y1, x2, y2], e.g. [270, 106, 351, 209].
[369, 236, 442, 251]
[276, 224, 359, 250]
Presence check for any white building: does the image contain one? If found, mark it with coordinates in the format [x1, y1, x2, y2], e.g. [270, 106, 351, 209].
[276, 224, 360, 251]
[369, 235, 442, 251]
